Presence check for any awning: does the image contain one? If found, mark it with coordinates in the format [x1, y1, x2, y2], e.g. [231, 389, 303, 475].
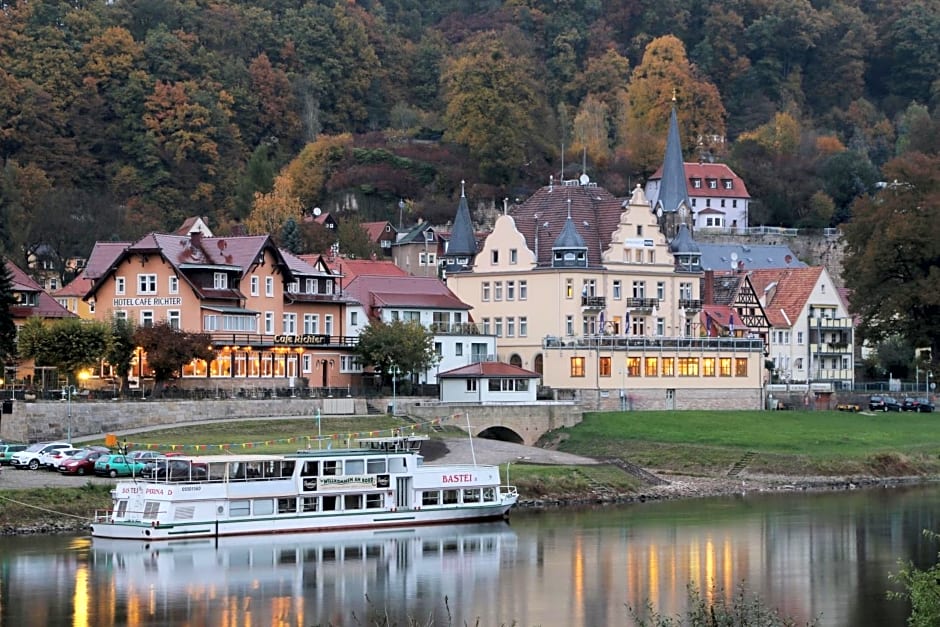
[200, 305, 259, 315]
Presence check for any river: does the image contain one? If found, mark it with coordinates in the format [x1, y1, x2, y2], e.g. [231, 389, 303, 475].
[2, 484, 938, 626]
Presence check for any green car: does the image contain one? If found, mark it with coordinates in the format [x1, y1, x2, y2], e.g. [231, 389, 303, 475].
[93, 450, 163, 478]
[0, 444, 27, 465]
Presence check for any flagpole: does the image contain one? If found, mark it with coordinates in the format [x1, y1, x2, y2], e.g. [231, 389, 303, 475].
[317, 407, 322, 450]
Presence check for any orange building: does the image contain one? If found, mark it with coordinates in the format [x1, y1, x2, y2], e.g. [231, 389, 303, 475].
[84, 231, 358, 392]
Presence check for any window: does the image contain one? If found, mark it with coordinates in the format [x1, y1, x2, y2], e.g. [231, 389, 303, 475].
[282, 313, 297, 334]
[735, 358, 748, 376]
[510, 249, 517, 264]
[494, 281, 503, 301]
[657, 281, 666, 301]
[565, 315, 574, 336]
[491, 250, 499, 264]
[613, 281, 622, 299]
[482, 318, 490, 334]
[723, 179, 733, 189]
[797, 332, 804, 344]
[692, 178, 702, 188]
[632, 281, 645, 298]
[250, 276, 259, 296]
[494, 317, 503, 337]
[167, 310, 181, 329]
[114, 310, 127, 320]
[565, 279, 574, 299]
[644, 357, 658, 376]
[719, 357, 732, 376]
[264, 312, 274, 334]
[340, 356, 362, 373]
[466, 379, 477, 392]
[213, 272, 228, 289]
[519, 317, 527, 337]
[350, 311, 358, 326]
[115, 276, 126, 295]
[288, 280, 300, 293]
[507, 317, 515, 337]
[679, 357, 698, 377]
[140, 310, 154, 327]
[636, 225, 643, 236]
[570, 357, 585, 377]
[708, 179, 718, 189]
[277, 498, 297, 514]
[648, 250, 655, 264]
[423, 491, 441, 506]
[519, 281, 527, 300]
[702, 358, 716, 376]
[626, 356, 640, 377]
[137, 274, 157, 294]
[656, 318, 665, 336]
[305, 278, 316, 294]
[455, 343, 463, 357]
[482, 282, 491, 301]
[506, 281, 515, 300]
[325, 315, 333, 336]
[434, 342, 443, 357]
[303, 314, 319, 334]
[265, 276, 274, 297]
[631, 317, 645, 336]
[302, 355, 312, 373]
[661, 358, 675, 376]
[599, 356, 611, 377]
[169, 276, 179, 294]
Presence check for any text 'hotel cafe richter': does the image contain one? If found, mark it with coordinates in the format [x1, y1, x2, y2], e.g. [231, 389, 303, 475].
[85, 230, 360, 392]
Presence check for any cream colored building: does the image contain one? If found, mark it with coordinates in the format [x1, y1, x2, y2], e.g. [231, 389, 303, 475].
[447, 180, 765, 410]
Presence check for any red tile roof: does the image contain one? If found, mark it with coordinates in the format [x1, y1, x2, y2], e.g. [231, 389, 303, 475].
[748, 267, 824, 327]
[344, 275, 469, 312]
[438, 362, 540, 378]
[321, 258, 407, 284]
[6, 260, 75, 319]
[650, 162, 751, 199]
[700, 305, 742, 336]
[509, 183, 624, 267]
[360, 221, 395, 242]
[84, 242, 131, 279]
[53, 275, 94, 298]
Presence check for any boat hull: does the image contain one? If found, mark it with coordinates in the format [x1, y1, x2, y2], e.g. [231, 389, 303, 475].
[91, 501, 515, 541]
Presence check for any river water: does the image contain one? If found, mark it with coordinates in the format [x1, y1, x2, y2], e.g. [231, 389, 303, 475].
[2, 485, 938, 626]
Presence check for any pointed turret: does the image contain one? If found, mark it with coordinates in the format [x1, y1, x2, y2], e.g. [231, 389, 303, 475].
[669, 223, 702, 273]
[653, 105, 693, 239]
[552, 198, 588, 268]
[442, 180, 478, 276]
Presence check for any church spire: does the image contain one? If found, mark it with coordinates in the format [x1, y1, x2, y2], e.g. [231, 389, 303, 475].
[442, 179, 477, 275]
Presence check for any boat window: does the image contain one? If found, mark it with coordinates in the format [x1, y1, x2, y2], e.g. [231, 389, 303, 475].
[462, 489, 481, 503]
[344, 459, 364, 475]
[230, 500, 250, 517]
[262, 461, 280, 478]
[483, 487, 496, 502]
[301, 461, 318, 477]
[277, 497, 297, 514]
[322, 461, 339, 476]
[366, 459, 386, 474]
[229, 463, 247, 481]
[115, 500, 129, 517]
[344, 546, 363, 560]
[365, 493, 383, 509]
[442, 489, 458, 505]
[344, 494, 363, 510]
[254, 499, 274, 515]
[422, 491, 440, 506]
[208, 463, 226, 481]
[245, 462, 263, 479]
[301, 496, 319, 512]
[142, 502, 160, 519]
[322, 495, 339, 511]
[388, 457, 407, 473]
[281, 461, 295, 477]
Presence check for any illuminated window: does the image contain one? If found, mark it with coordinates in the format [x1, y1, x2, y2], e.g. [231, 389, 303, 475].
[644, 357, 658, 376]
[661, 358, 675, 376]
[570, 357, 585, 377]
[599, 356, 611, 377]
[627, 356, 641, 377]
[719, 357, 733, 376]
[702, 357, 716, 376]
[678, 357, 699, 376]
[565, 278, 574, 299]
[735, 358, 748, 376]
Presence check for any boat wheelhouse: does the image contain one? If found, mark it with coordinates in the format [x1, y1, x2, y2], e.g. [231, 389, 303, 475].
[91, 436, 518, 541]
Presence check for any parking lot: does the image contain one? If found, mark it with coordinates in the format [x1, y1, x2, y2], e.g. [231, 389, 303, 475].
[0, 466, 117, 489]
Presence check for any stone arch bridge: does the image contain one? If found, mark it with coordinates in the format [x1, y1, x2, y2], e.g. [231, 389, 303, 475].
[401, 401, 582, 446]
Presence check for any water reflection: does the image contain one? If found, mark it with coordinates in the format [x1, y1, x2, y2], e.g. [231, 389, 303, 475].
[0, 486, 938, 626]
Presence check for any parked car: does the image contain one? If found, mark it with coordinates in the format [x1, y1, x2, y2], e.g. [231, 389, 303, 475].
[868, 395, 901, 412]
[59, 448, 111, 476]
[94, 450, 163, 478]
[0, 444, 27, 465]
[901, 397, 935, 413]
[40, 447, 82, 470]
[10, 442, 71, 470]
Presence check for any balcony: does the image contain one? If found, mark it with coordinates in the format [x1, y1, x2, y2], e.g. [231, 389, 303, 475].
[808, 317, 852, 329]
[625, 297, 658, 313]
[581, 295, 606, 310]
[678, 298, 702, 312]
[810, 342, 852, 355]
[813, 368, 854, 381]
[428, 322, 487, 335]
[541, 334, 765, 353]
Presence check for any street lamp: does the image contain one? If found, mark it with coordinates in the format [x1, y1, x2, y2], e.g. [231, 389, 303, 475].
[619, 368, 626, 411]
[62, 384, 77, 444]
[389, 362, 400, 416]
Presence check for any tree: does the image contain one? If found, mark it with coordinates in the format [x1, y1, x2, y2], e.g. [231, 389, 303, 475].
[842, 152, 940, 365]
[17, 317, 109, 382]
[133, 322, 213, 396]
[105, 315, 136, 396]
[354, 320, 437, 386]
[245, 173, 304, 237]
[0, 263, 18, 367]
[889, 530, 940, 627]
[336, 216, 381, 260]
[280, 217, 305, 254]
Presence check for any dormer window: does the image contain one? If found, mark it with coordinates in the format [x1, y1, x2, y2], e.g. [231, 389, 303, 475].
[723, 179, 733, 189]
[691, 178, 702, 188]
[708, 179, 718, 189]
[213, 272, 227, 289]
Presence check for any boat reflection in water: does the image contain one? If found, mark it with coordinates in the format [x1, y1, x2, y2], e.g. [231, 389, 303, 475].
[90, 522, 517, 626]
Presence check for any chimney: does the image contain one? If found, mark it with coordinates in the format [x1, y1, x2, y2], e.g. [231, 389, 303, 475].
[703, 269, 714, 305]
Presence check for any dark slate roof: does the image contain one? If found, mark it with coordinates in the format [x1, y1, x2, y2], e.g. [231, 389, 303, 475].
[446, 191, 477, 257]
[698, 244, 806, 272]
[668, 223, 700, 254]
[509, 181, 623, 267]
[552, 215, 587, 250]
[653, 107, 692, 214]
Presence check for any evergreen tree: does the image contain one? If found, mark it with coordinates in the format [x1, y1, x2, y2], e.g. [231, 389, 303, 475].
[0, 262, 18, 367]
[280, 217, 304, 254]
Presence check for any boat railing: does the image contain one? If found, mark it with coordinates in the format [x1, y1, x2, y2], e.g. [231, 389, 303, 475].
[499, 485, 519, 499]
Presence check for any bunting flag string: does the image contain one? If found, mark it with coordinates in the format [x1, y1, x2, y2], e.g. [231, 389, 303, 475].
[118, 414, 462, 453]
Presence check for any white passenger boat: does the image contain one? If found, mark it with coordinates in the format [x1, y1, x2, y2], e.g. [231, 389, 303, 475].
[91, 436, 519, 541]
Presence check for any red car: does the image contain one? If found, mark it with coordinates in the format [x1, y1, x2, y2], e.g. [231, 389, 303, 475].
[58, 448, 110, 476]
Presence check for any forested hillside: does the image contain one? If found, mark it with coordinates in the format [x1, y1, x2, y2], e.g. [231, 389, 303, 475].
[1, 0, 939, 283]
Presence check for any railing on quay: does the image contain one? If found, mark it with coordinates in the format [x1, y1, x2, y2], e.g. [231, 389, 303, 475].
[542, 334, 765, 352]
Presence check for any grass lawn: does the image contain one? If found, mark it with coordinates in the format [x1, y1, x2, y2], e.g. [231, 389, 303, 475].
[551, 410, 940, 476]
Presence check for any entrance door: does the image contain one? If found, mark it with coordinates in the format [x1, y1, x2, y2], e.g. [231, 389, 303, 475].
[396, 477, 411, 509]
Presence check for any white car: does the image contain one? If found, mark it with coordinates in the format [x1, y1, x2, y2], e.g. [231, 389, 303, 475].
[42, 447, 82, 470]
[10, 442, 71, 470]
